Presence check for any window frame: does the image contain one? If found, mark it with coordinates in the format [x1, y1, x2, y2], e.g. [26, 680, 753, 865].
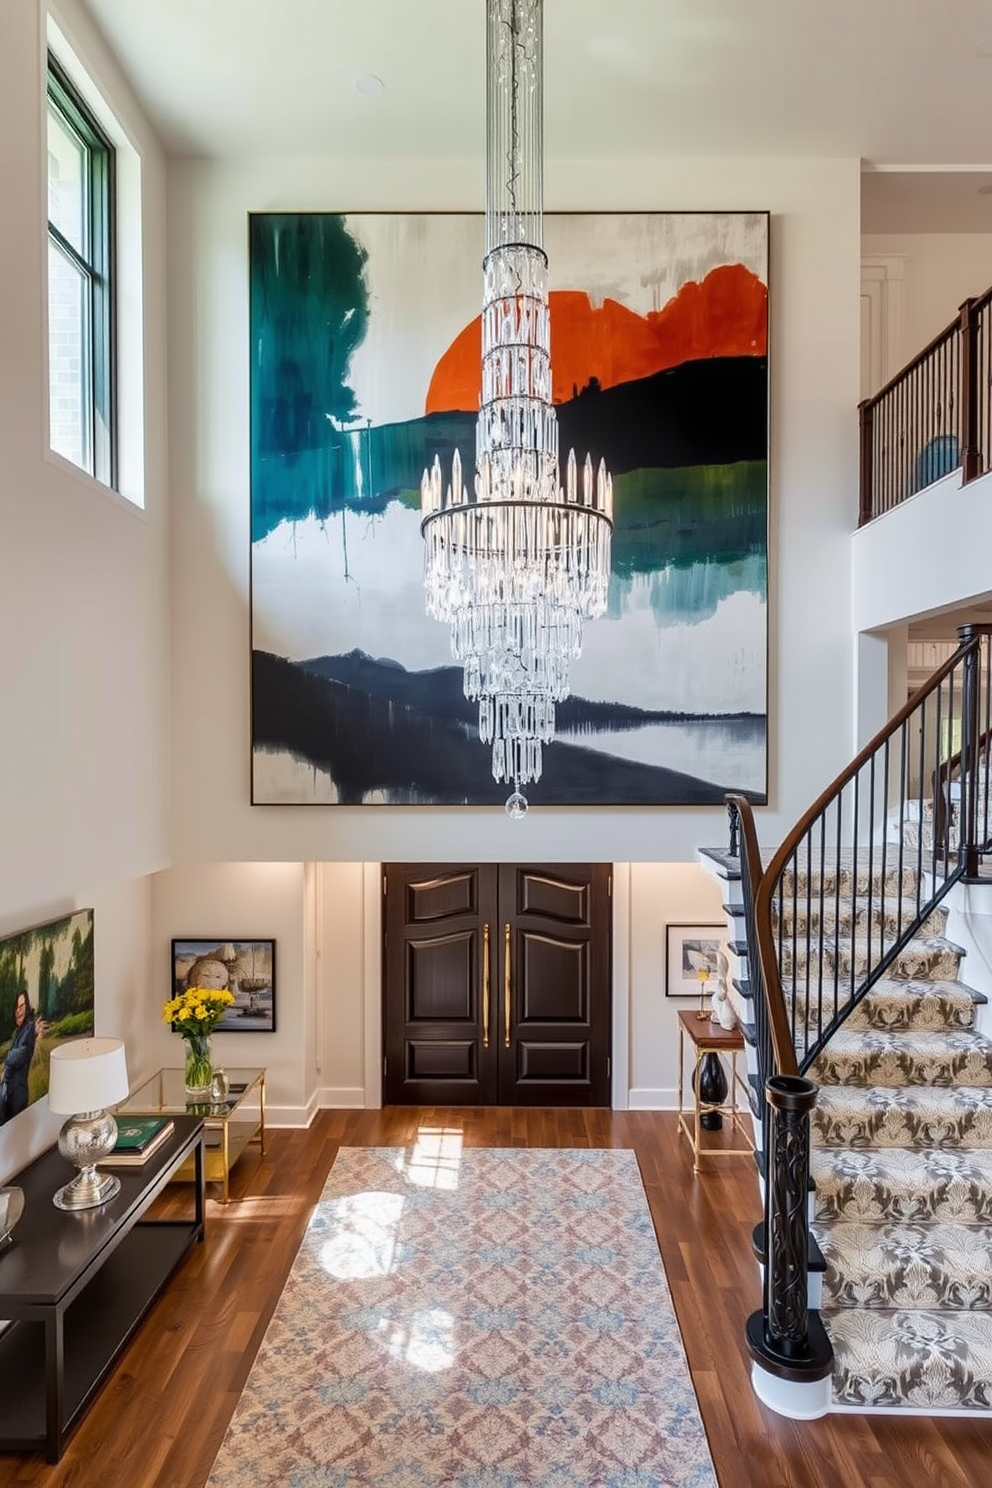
[47, 53, 117, 488]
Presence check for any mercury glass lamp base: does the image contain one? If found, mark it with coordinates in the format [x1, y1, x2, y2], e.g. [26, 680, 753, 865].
[53, 1108, 121, 1210]
[53, 1167, 121, 1211]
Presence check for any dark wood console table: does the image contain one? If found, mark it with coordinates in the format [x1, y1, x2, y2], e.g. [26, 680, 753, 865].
[0, 1114, 205, 1462]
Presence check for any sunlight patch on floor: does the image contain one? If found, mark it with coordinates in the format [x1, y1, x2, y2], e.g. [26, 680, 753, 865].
[319, 1190, 405, 1278]
[404, 1125, 464, 1190]
[377, 1306, 456, 1374]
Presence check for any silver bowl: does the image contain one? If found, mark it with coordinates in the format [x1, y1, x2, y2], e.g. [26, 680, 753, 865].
[0, 1186, 25, 1249]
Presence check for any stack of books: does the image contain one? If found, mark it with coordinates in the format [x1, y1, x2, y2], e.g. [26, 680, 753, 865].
[102, 1115, 174, 1166]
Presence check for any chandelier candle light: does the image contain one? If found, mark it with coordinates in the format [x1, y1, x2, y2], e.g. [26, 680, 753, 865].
[420, 0, 613, 817]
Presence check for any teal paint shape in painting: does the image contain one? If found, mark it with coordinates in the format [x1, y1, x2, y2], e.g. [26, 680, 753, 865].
[250, 214, 370, 541]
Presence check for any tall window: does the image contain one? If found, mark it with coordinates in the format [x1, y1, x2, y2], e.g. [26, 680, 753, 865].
[47, 57, 115, 485]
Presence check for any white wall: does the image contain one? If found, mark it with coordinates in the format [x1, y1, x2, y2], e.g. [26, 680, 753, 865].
[0, 0, 170, 1178]
[167, 155, 861, 865]
[148, 863, 308, 1124]
[862, 232, 992, 370]
[852, 466, 992, 634]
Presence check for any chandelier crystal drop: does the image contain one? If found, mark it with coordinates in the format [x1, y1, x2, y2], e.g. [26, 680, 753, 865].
[420, 0, 613, 816]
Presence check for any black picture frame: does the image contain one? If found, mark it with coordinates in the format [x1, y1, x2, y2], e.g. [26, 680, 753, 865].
[170, 939, 276, 1032]
[664, 923, 726, 999]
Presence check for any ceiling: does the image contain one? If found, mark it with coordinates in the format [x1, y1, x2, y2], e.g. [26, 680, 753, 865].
[81, 0, 992, 181]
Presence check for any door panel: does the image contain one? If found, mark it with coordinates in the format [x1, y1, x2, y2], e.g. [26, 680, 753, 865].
[407, 870, 478, 921]
[517, 1041, 588, 1082]
[384, 862, 610, 1106]
[407, 932, 476, 1021]
[384, 864, 497, 1104]
[407, 1040, 478, 1081]
[497, 864, 610, 1106]
[518, 935, 589, 1021]
[517, 871, 589, 923]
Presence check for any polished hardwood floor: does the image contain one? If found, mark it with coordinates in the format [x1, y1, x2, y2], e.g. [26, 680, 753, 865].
[3, 1107, 989, 1488]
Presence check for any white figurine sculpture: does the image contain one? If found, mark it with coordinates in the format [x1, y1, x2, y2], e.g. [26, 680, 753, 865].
[710, 950, 738, 1030]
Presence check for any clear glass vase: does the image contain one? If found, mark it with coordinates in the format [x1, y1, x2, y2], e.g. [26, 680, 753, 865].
[184, 1033, 213, 1100]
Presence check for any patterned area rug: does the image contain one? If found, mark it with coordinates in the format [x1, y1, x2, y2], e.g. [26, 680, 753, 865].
[207, 1144, 718, 1488]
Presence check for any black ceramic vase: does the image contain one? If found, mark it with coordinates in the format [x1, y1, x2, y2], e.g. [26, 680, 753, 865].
[693, 1052, 728, 1130]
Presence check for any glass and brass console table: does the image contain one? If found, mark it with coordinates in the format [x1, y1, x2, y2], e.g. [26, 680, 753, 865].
[120, 1067, 265, 1203]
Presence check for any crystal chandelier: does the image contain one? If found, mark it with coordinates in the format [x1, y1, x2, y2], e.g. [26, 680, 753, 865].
[420, 0, 613, 818]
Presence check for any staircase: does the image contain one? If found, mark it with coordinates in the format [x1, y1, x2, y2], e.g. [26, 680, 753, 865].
[801, 864, 992, 1409]
[702, 842, 992, 1414]
[698, 624, 992, 1417]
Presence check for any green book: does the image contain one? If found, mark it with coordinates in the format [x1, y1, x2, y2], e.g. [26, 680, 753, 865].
[112, 1116, 171, 1153]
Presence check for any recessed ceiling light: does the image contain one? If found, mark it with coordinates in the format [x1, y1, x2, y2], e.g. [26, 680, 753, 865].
[355, 74, 385, 97]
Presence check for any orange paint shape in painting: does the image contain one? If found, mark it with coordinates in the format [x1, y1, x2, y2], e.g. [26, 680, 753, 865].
[424, 262, 768, 414]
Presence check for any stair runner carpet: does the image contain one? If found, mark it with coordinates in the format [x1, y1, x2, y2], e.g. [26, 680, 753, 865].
[793, 858, 992, 1410]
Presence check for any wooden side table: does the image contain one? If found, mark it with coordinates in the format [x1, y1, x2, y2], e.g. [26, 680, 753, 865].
[0, 1117, 205, 1461]
[676, 1009, 754, 1171]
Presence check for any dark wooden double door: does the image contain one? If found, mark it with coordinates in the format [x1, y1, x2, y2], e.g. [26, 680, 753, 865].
[383, 863, 611, 1106]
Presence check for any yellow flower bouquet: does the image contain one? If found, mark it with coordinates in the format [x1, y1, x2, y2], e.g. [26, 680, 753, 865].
[163, 986, 235, 1096]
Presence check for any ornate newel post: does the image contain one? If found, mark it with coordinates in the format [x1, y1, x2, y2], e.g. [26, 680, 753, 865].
[746, 1074, 833, 1417]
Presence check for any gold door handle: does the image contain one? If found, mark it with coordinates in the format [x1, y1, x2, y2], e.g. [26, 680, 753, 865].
[504, 922, 511, 1048]
[482, 923, 490, 1049]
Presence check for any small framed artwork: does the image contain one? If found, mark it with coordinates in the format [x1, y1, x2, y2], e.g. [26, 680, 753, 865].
[665, 923, 726, 998]
[171, 939, 276, 1032]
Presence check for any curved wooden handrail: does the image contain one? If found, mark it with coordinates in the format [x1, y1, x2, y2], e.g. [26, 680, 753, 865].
[735, 620, 992, 1087]
[858, 313, 960, 414]
[726, 793, 799, 1079]
[758, 628, 990, 901]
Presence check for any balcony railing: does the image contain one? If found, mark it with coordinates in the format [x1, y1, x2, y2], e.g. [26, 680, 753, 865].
[859, 288, 992, 525]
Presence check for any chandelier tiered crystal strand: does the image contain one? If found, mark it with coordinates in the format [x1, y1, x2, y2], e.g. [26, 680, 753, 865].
[420, 0, 613, 817]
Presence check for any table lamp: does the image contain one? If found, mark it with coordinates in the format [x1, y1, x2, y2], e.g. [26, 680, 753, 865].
[48, 1037, 130, 1211]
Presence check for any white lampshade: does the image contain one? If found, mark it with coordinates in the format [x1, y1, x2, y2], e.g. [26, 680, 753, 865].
[48, 1037, 129, 1115]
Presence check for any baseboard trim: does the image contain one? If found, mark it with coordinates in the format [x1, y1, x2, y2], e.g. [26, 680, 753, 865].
[627, 1088, 677, 1110]
[316, 1086, 366, 1110]
[265, 1088, 367, 1127]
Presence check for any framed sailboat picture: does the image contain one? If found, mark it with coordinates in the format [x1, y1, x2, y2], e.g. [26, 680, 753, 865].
[170, 939, 276, 1033]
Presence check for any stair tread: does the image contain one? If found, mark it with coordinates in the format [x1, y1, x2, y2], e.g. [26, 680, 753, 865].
[818, 1028, 992, 1055]
[811, 1029, 992, 1087]
[814, 1220, 992, 1310]
[812, 1146, 992, 1223]
[813, 1084, 992, 1148]
[787, 932, 966, 957]
[817, 1084, 992, 1112]
[861, 976, 986, 1005]
[823, 1307, 992, 1409]
[774, 896, 945, 922]
[696, 847, 741, 880]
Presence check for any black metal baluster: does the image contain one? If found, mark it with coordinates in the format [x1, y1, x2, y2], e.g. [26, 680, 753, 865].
[933, 673, 944, 889]
[867, 755, 876, 983]
[917, 694, 927, 917]
[880, 737, 890, 967]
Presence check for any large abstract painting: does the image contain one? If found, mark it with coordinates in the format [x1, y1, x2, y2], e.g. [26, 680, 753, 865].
[250, 212, 768, 806]
[0, 909, 95, 1127]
